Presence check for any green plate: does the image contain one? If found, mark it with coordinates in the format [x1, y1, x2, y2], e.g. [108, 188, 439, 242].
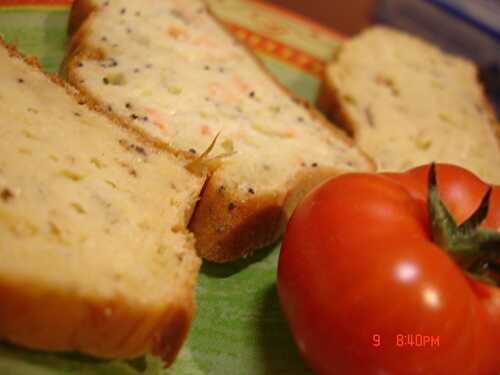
[0, 1, 341, 373]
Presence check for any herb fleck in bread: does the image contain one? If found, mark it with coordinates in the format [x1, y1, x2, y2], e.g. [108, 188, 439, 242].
[319, 26, 500, 183]
[63, 0, 374, 262]
[0, 39, 203, 365]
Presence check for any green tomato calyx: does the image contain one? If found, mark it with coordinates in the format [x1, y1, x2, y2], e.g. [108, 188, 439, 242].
[427, 163, 500, 285]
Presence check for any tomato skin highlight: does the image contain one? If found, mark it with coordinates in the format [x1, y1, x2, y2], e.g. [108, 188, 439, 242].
[278, 164, 500, 375]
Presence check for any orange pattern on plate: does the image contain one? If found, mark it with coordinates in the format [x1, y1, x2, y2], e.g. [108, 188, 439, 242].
[0, 0, 71, 5]
[225, 22, 325, 76]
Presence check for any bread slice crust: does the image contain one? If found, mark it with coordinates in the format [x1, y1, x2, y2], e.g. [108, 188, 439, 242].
[63, 0, 374, 262]
[0, 38, 202, 365]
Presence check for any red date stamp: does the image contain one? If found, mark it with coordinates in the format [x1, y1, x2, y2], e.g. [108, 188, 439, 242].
[372, 334, 440, 348]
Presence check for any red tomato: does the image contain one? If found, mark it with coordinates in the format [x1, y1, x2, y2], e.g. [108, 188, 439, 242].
[278, 164, 500, 375]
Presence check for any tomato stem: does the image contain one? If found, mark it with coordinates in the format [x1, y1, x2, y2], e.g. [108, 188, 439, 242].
[427, 163, 500, 284]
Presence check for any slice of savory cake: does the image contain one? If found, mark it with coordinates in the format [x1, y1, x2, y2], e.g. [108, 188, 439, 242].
[319, 26, 500, 183]
[0, 39, 203, 365]
[63, 0, 374, 262]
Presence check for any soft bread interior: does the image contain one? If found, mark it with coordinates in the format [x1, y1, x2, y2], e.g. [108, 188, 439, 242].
[64, 0, 373, 261]
[323, 27, 500, 183]
[67, 0, 372, 195]
[0, 42, 203, 359]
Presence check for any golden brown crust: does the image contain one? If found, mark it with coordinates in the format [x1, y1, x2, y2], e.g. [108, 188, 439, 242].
[0, 277, 196, 364]
[189, 163, 352, 262]
[0, 36, 201, 363]
[152, 250, 200, 364]
[62, 0, 374, 263]
[67, 0, 97, 36]
[188, 176, 286, 262]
